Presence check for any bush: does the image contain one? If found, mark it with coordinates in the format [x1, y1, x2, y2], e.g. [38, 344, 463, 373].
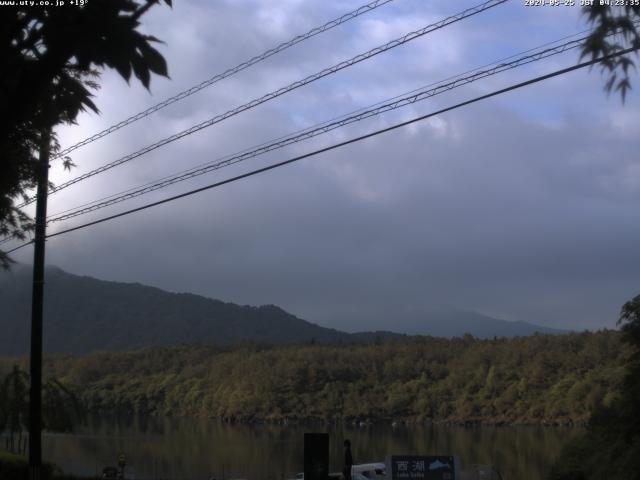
[0, 451, 56, 480]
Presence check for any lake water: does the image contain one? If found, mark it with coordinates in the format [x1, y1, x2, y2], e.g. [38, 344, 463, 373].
[42, 416, 583, 480]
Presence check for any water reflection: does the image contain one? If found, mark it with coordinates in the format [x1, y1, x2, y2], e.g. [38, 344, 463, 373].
[43, 415, 582, 480]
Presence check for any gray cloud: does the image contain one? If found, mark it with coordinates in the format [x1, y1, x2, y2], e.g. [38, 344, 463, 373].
[11, 0, 640, 333]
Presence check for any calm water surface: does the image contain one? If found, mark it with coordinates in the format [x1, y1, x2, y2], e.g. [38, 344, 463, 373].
[42, 416, 582, 480]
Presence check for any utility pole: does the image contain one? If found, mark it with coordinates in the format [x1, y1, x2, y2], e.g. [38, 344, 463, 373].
[29, 128, 50, 480]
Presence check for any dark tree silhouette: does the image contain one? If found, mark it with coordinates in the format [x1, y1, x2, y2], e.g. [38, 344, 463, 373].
[0, 366, 29, 453]
[41, 377, 84, 433]
[0, 0, 172, 268]
[582, 5, 640, 101]
[0, 366, 84, 453]
[616, 294, 640, 441]
[549, 294, 640, 480]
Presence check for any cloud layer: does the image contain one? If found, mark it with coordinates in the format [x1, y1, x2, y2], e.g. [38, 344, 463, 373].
[11, 0, 639, 332]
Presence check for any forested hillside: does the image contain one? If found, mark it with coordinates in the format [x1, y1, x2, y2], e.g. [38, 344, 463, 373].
[0, 266, 360, 354]
[0, 266, 564, 355]
[0, 331, 625, 425]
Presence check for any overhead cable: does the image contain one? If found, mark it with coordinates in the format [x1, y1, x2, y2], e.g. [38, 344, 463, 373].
[52, 0, 399, 161]
[46, 34, 591, 224]
[44, 21, 640, 224]
[19, 0, 507, 207]
[0, 46, 628, 255]
[45, 25, 609, 221]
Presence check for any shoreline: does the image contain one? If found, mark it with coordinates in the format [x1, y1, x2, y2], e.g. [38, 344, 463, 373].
[78, 410, 590, 428]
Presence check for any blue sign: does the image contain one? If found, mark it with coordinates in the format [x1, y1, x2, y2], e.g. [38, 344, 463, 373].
[387, 455, 456, 480]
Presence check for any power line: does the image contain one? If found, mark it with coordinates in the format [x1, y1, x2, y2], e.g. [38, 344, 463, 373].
[19, 0, 507, 208]
[45, 26, 610, 220]
[46, 34, 591, 224]
[17, 23, 633, 225]
[12, 9, 609, 248]
[42, 21, 640, 223]
[2, 46, 629, 254]
[6, 240, 33, 254]
[51, 0, 398, 161]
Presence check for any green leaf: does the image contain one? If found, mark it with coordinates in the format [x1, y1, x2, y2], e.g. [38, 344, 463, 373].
[131, 53, 150, 89]
[62, 156, 76, 172]
[113, 57, 133, 82]
[140, 42, 168, 77]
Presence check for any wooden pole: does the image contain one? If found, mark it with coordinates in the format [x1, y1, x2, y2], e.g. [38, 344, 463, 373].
[29, 128, 50, 480]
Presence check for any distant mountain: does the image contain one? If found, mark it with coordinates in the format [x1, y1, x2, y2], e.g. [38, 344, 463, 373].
[0, 265, 564, 355]
[360, 305, 567, 339]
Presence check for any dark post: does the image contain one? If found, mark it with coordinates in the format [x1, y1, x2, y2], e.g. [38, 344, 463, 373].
[304, 433, 329, 480]
[29, 129, 51, 480]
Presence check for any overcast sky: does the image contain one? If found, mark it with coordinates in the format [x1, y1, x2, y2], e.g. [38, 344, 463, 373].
[10, 0, 640, 332]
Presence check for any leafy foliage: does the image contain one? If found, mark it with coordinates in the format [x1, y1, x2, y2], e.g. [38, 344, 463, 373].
[0, 366, 83, 454]
[42, 378, 84, 433]
[582, 5, 640, 101]
[0, 366, 28, 454]
[0, 331, 626, 426]
[548, 295, 640, 480]
[0, 0, 172, 268]
[0, 450, 87, 480]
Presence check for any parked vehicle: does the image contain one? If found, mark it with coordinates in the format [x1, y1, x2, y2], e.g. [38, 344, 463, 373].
[102, 466, 120, 479]
[351, 462, 386, 479]
[290, 462, 385, 480]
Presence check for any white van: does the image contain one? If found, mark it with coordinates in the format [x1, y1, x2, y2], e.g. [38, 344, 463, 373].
[291, 462, 385, 480]
[351, 462, 386, 480]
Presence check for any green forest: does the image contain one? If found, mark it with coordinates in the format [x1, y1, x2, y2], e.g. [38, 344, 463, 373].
[0, 331, 627, 425]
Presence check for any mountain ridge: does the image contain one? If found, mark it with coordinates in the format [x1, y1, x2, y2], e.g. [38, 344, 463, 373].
[0, 265, 565, 355]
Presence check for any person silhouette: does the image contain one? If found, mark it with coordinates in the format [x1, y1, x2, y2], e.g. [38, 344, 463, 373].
[343, 439, 353, 480]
